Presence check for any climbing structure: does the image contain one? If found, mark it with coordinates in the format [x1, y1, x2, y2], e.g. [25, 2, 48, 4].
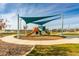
[20, 14, 61, 36]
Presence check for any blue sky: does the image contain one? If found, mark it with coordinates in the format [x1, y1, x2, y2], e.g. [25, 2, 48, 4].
[0, 3, 79, 30]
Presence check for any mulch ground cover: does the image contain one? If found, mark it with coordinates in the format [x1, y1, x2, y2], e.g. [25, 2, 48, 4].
[19, 35, 65, 40]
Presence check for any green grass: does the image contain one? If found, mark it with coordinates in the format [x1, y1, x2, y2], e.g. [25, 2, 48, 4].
[27, 44, 79, 56]
[0, 33, 16, 37]
[0, 31, 79, 37]
[51, 32, 79, 36]
[63, 32, 79, 36]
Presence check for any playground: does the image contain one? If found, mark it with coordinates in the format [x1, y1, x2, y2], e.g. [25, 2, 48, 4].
[0, 14, 79, 56]
[0, 3, 79, 56]
[12, 14, 66, 41]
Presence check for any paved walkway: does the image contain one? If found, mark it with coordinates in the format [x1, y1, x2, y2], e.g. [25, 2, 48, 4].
[1, 35, 79, 45]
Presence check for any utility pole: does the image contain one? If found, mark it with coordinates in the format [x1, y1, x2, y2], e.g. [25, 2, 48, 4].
[61, 14, 64, 36]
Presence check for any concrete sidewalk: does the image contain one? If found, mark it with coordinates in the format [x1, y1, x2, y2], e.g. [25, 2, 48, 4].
[1, 35, 79, 45]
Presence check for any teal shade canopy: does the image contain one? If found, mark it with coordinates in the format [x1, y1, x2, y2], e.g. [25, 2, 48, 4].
[20, 14, 60, 24]
[33, 17, 61, 25]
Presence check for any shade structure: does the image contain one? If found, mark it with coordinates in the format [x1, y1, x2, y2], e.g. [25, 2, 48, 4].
[20, 14, 59, 24]
[33, 17, 61, 25]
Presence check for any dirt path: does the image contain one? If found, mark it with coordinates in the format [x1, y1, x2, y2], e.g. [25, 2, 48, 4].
[1, 35, 79, 45]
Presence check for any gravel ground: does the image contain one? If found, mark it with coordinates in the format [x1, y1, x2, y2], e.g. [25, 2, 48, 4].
[0, 40, 33, 56]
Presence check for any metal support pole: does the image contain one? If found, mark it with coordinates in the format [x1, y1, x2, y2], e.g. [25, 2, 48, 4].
[24, 24, 27, 36]
[17, 14, 20, 38]
[19, 19, 21, 30]
[61, 14, 64, 36]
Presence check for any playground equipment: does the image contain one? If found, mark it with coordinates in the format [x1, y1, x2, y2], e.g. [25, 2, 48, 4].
[27, 26, 50, 36]
[38, 26, 50, 35]
[17, 14, 62, 37]
[27, 27, 39, 36]
[20, 14, 59, 24]
[32, 17, 61, 35]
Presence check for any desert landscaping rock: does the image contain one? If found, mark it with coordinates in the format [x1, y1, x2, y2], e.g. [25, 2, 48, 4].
[0, 40, 33, 56]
